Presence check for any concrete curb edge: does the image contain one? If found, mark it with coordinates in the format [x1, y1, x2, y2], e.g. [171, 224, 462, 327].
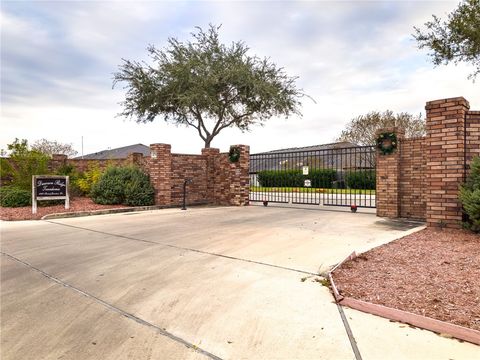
[41, 202, 210, 220]
[329, 253, 480, 346]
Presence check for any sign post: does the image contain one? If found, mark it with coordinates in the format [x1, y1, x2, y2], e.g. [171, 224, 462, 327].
[32, 175, 69, 214]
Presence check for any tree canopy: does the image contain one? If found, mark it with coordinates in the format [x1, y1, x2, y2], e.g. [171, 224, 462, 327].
[337, 111, 426, 146]
[413, 0, 480, 80]
[114, 25, 306, 148]
[31, 138, 78, 158]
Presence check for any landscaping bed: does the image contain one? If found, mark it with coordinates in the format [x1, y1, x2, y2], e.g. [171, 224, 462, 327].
[0, 197, 128, 221]
[333, 228, 480, 331]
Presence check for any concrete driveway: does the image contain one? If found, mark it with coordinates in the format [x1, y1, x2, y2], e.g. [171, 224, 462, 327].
[1, 206, 478, 359]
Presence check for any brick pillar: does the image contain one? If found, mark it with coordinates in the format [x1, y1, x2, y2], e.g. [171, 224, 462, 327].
[228, 145, 250, 206]
[149, 144, 172, 205]
[127, 152, 143, 166]
[376, 127, 404, 218]
[202, 147, 220, 204]
[49, 154, 67, 173]
[127, 152, 146, 172]
[425, 97, 469, 228]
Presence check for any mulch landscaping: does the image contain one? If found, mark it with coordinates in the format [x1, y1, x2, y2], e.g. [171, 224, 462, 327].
[0, 197, 129, 221]
[333, 228, 480, 331]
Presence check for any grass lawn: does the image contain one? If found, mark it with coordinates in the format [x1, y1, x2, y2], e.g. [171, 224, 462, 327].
[249, 186, 375, 195]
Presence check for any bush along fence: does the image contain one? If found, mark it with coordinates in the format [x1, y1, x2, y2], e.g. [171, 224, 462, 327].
[376, 96, 480, 229]
[257, 169, 337, 188]
[256, 169, 375, 190]
[36, 144, 250, 208]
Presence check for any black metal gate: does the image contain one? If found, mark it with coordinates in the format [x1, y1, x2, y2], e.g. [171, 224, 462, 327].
[249, 145, 376, 208]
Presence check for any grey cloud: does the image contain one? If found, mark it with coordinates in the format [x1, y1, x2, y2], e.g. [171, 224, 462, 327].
[2, 0, 476, 155]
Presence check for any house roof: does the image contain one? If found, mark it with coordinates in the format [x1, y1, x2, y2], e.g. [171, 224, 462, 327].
[76, 144, 150, 160]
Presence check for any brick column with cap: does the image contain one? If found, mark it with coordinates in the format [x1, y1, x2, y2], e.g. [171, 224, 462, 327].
[202, 147, 220, 204]
[425, 97, 469, 228]
[376, 127, 404, 218]
[149, 143, 172, 205]
[228, 144, 250, 206]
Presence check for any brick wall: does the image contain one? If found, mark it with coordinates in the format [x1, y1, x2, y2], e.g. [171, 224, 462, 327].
[136, 144, 249, 207]
[377, 96, 479, 228]
[171, 154, 208, 205]
[48, 154, 140, 173]
[399, 138, 427, 220]
[466, 111, 480, 165]
[2, 143, 250, 207]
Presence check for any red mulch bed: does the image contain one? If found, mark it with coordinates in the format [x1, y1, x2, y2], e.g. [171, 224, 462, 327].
[0, 197, 129, 221]
[333, 228, 480, 331]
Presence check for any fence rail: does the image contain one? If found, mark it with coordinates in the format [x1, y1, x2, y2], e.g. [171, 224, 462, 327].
[249, 145, 376, 208]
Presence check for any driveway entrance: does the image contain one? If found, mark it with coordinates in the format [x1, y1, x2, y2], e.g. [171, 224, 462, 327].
[1, 207, 477, 359]
[249, 145, 377, 208]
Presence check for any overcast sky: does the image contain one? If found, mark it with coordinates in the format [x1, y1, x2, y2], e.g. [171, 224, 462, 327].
[1, 0, 478, 156]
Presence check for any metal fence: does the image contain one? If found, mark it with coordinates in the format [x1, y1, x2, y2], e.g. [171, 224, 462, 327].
[249, 145, 376, 208]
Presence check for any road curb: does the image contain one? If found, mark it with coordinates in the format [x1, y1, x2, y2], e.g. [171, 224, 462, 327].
[41, 203, 209, 220]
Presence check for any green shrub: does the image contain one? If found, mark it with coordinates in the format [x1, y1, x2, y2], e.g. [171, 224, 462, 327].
[0, 186, 31, 207]
[75, 163, 103, 196]
[56, 163, 75, 176]
[310, 169, 337, 188]
[91, 166, 154, 206]
[257, 169, 337, 188]
[0, 139, 49, 191]
[55, 163, 83, 197]
[344, 170, 376, 190]
[460, 156, 480, 232]
[258, 170, 303, 187]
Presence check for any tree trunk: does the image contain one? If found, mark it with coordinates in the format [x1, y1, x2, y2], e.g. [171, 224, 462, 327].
[204, 137, 213, 148]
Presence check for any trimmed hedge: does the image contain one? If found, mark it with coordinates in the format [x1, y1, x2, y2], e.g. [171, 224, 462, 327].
[91, 166, 154, 206]
[257, 169, 376, 190]
[257, 169, 337, 188]
[0, 186, 31, 207]
[344, 170, 376, 190]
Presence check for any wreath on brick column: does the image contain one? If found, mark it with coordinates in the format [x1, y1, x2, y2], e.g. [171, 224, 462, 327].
[229, 146, 241, 163]
[376, 132, 398, 155]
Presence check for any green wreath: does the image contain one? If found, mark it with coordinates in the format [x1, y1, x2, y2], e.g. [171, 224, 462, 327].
[376, 132, 398, 155]
[228, 146, 241, 163]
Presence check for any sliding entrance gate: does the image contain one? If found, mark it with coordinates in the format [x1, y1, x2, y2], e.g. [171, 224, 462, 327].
[249, 145, 376, 208]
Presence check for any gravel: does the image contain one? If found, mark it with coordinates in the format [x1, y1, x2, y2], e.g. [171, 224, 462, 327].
[333, 228, 480, 331]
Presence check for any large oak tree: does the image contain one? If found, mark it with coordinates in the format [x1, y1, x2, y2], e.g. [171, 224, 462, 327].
[114, 25, 306, 148]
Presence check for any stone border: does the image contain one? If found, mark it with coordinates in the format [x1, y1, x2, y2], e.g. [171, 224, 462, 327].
[328, 252, 480, 346]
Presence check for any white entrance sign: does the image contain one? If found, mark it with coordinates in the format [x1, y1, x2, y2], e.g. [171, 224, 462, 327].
[303, 166, 309, 175]
[32, 175, 70, 214]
